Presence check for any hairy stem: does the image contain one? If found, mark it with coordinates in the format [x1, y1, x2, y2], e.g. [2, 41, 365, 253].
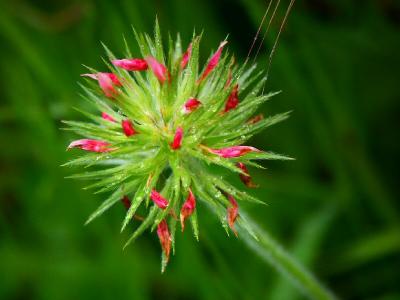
[238, 211, 336, 300]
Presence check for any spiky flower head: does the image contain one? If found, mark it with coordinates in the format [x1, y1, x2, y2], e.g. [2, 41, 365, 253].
[64, 21, 291, 272]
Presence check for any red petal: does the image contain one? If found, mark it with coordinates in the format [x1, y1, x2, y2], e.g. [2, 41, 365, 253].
[102, 112, 115, 122]
[121, 195, 131, 209]
[236, 163, 258, 188]
[182, 98, 201, 114]
[67, 139, 114, 153]
[121, 119, 136, 137]
[106, 73, 122, 86]
[157, 220, 171, 260]
[146, 57, 171, 84]
[170, 127, 183, 150]
[227, 195, 238, 236]
[198, 41, 228, 83]
[112, 58, 148, 71]
[180, 189, 196, 231]
[181, 43, 192, 69]
[224, 84, 239, 113]
[150, 189, 169, 209]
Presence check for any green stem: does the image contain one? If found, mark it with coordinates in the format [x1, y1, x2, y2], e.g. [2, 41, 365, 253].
[238, 212, 336, 300]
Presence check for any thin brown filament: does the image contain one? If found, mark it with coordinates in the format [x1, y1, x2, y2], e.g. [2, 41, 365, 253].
[253, 0, 281, 64]
[244, 0, 273, 66]
[265, 0, 296, 80]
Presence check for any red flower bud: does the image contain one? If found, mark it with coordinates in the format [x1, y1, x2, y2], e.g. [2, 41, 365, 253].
[145, 56, 171, 84]
[198, 41, 228, 83]
[209, 146, 260, 158]
[181, 43, 192, 69]
[180, 189, 196, 232]
[112, 58, 148, 71]
[224, 84, 239, 113]
[170, 127, 183, 150]
[227, 195, 238, 236]
[157, 220, 171, 261]
[102, 112, 115, 122]
[236, 163, 258, 188]
[150, 189, 169, 209]
[121, 119, 136, 137]
[247, 114, 264, 124]
[182, 98, 201, 114]
[67, 139, 114, 153]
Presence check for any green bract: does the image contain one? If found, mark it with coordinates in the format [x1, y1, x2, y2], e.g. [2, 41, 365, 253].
[63, 21, 291, 272]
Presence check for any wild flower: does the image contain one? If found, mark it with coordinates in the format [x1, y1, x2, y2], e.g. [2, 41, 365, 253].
[63, 22, 291, 272]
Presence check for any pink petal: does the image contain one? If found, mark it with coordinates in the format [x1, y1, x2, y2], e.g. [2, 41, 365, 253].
[98, 73, 119, 98]
[82, 72, 122, 86]
[101, 112, 115, 122]
[112, 58, 148, 71]
[145, 56, 170, 84]
[150, 189, 169, 209]
[157, 220, 171, 261]
[198, 41, 228, 83]
[181, 43, 192, 69]
[224, 84, 239, 113]
[180, 189, 196, 232]
[121, 119, 136, 137]
[236, 163, 257, 188]
[182, 98, 201, 114]
[67, 139, 114, 153]
[170, 127, 183, 150]
[227, 195, 238, 236]
[209, 146, 260, 158]
[81, 73, 121, 97]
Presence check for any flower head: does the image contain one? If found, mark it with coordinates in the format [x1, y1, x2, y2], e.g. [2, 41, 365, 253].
[65, 23, 290, 272]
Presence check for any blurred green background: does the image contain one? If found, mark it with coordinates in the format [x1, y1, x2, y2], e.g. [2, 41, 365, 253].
[1, 0, 399, 299]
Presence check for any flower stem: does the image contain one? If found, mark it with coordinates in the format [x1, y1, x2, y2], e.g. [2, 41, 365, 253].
[238, 211, 336, 300]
